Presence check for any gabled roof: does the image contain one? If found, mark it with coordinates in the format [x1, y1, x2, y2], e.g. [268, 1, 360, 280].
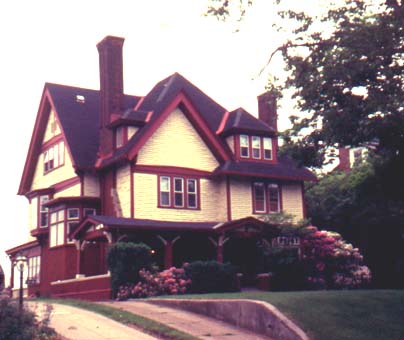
[97, 73, 232, 168]
[213, 156, 317, 182]
[218, 107, 276, 137]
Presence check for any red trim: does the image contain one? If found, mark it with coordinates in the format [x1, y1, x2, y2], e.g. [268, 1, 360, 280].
[44, 196, 100, 208]
[134, 96, 144, 110]
[130, 169, 134, 218]
[41, 135, 64, 152]
[217, 169, 315, 182]
[133, 165, 211, 178]
[157, 174, 201, 210]
[6, 240, 39, 255]
[226, 176, 232, 221]
[236, 134, 277, 163]
[251, 181, 281, 215]
[51, 177, 81, 193]
[145, 111, 153, 122]
[216, 111, 230, 135]
[128, 92, 230, 162]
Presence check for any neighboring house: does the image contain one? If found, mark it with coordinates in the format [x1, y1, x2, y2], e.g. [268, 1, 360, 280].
[6, 36, 316, 299]
[335, 146, 368, 172]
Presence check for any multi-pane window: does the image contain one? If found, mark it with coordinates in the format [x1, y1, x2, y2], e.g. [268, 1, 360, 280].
[39, 195, 49, 228]
[160, 176, 171, 207]
[28, 256, 41, 284]
[263, 137, 272, 160]
[252, 136, 261, 159]
[50, 209, 65, 247]
[252, 182, 280, 214]
[159, 176, 199, 209]
[238, 135, 273, 161]
[44, 141, 64, 173]
[240, 135, 249, 158]
[67, 208, 79, 243]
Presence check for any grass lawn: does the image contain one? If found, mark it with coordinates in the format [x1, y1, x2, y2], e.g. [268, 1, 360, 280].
[169, 290, 404, 340]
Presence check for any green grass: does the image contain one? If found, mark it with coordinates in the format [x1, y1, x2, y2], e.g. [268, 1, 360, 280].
[165, 290, 404, 340]
[37, 298, 199, 340]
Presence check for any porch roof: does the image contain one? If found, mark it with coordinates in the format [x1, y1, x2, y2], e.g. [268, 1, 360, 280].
[71, 215, 277, 240]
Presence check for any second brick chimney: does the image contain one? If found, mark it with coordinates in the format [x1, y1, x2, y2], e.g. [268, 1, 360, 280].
[97, 35, 125, 156]
[257, 92, 278, 132]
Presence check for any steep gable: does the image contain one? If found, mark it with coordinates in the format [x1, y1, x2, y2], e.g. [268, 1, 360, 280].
[137, 107, 219, 171]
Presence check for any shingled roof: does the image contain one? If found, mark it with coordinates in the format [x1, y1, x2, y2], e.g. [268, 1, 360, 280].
[46, 83, 140, 169]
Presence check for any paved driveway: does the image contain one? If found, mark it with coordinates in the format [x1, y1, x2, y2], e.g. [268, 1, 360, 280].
[29, 302, 158, 340]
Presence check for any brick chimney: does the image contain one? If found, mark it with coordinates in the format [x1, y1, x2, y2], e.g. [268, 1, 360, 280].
[337, 147, 351, 172]
[97, 36, 125, 156]
[258, 92, 277, 132]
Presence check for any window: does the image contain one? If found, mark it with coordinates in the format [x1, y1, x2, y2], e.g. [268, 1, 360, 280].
[252, 136, 261, 159]
[67, 208, 79, 243]
[238, 135, 273, 161]
[159, 175, 199, 209]
[174, 178, 184, 207]
[39, 195, 49, 228]
[50, 209, 65, 247]
[252, 182, 280, 214]
[160, 176, 171, 207]
[187, 179, 197, 208]
[263, 137, 272, 160]
[240, 135, 249, 158]
[28, 256, 41, 284]
[44, 141, 64, 173]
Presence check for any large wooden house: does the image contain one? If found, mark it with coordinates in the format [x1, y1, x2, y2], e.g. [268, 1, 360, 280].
[6, 36, 315, 299]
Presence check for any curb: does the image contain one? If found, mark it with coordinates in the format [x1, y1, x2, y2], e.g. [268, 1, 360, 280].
[147, 298, 310, 340]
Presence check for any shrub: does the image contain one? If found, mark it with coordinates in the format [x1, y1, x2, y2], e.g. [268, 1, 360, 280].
[107, 242, 154, 296]
[184, 261, 239, 293]
[0, 296, 59, 340]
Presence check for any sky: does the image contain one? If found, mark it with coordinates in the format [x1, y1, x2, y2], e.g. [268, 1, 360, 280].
[0, 0, 294, 282]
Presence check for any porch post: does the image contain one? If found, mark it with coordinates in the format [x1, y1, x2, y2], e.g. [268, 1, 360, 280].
[209, 235, 229, 264]
[74, 240, 87, 277]
[157, 235, 181, 269]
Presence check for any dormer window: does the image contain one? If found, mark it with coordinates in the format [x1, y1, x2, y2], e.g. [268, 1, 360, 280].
[238, 135, 273, 161]
[115, 126, 128, 149]
[240, 135, 249, 158]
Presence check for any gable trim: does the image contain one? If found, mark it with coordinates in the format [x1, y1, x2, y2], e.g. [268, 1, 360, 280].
[128, 92, 230, 162]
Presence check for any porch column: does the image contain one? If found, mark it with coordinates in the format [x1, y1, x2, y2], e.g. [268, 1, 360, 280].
[74, 240, 88, 277]
[157, 235, 181, 269]
[209, 235, 229, 263]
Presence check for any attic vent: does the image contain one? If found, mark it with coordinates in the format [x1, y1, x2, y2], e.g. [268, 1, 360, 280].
[76, 94, 85, 103]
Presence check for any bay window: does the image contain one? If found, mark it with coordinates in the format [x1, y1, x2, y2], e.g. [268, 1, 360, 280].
[159, 175, 199, 209]
[67, 208, 79, 243]
[240, 135, 249, 158]
[252, 136, 261, 159]
[252, 182, 280, 214]
[263, 137, 272, 160]
[50, 209, 65, 247]
[39, 195, 49, 228]
[28, 256, 41, 284]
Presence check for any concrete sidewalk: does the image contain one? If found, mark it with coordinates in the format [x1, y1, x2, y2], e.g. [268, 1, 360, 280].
[29, 302, 158, 340]
[103, 300, 272, 340]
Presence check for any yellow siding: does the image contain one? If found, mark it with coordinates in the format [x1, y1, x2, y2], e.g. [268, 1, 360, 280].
[31, 145, 78, 191]
[83, 174, 100, 197]
[281, 183, 304, 221]
[226, 136, 235, 153]
[137, 108, 219, 171]
[229, 179, 304, 221]
[54, 183, 81, 198]
[229, 178, 253, 220]
[28, 197, 37, 231]
[133, 173, 225, 221]
[128, 126, 138, 140]
[116, 165, 131, 217]
[43, 110, 61, 143]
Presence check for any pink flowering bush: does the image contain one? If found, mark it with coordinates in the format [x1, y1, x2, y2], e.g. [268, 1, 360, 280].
[116, 265, 191, 300]
[301, 226, 372, 289]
